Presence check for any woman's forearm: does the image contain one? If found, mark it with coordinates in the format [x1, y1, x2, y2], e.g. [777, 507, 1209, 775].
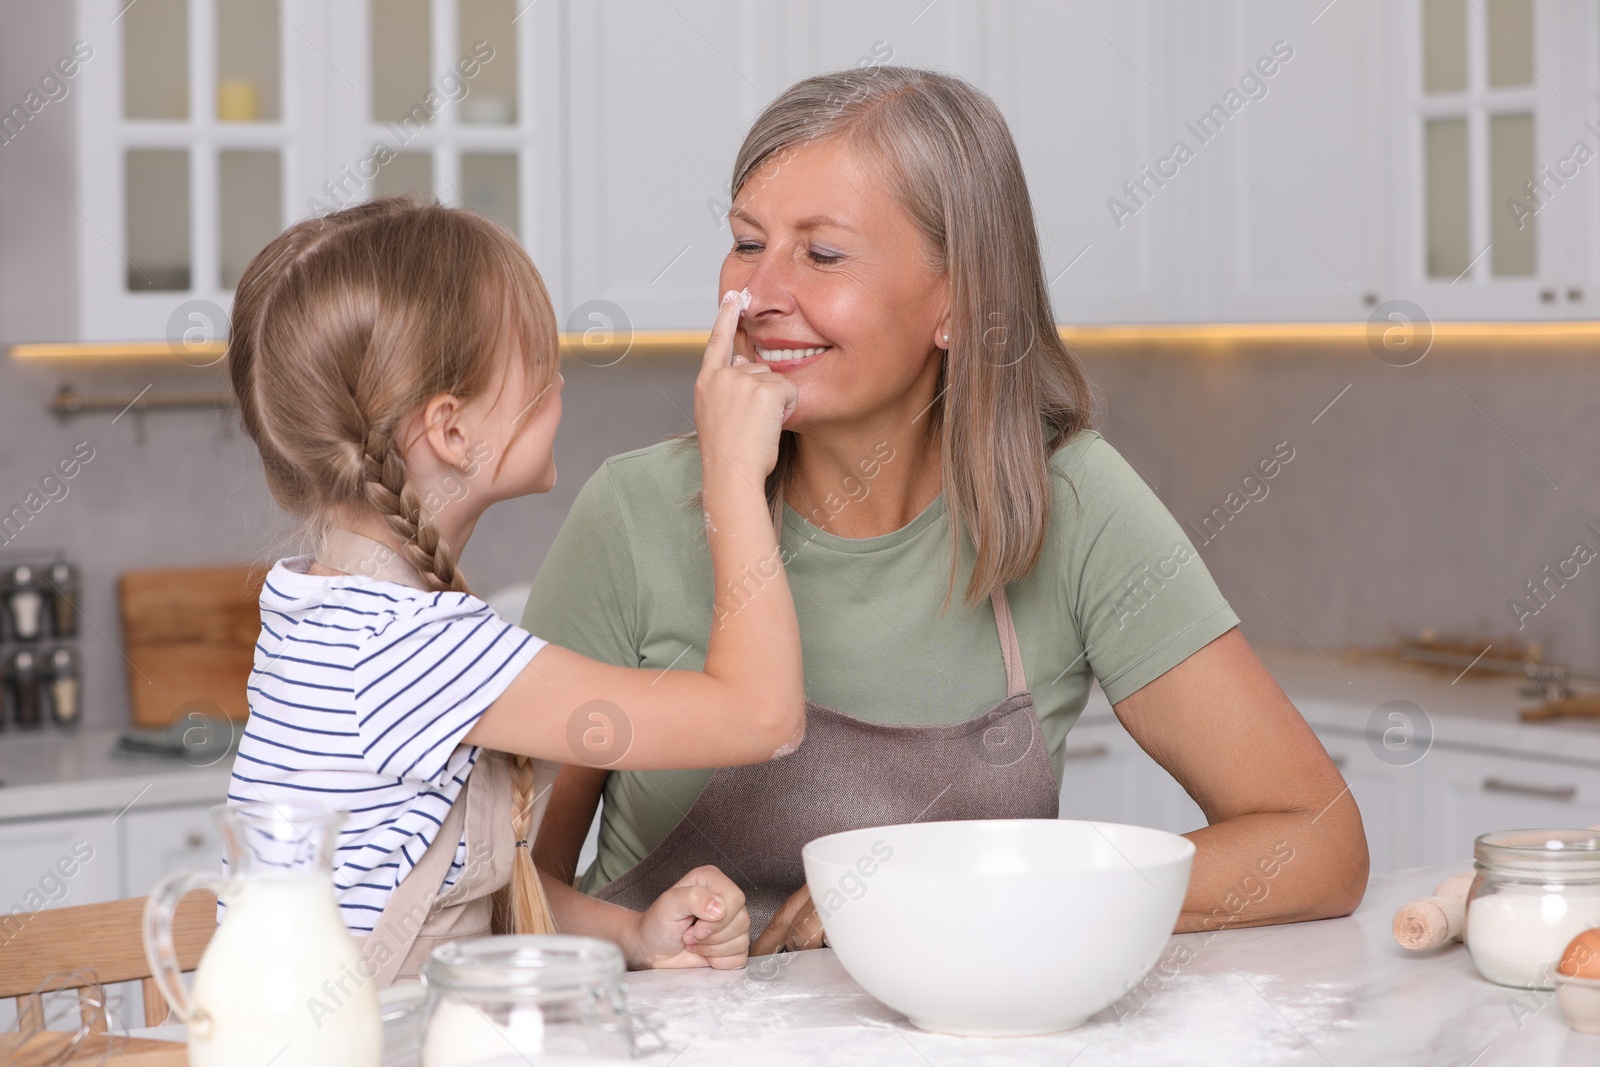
[532, 765, 607, 887]
[1173, 797, 1368, 934]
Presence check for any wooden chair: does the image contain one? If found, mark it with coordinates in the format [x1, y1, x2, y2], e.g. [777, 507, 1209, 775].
[0, 891, 215, 1063]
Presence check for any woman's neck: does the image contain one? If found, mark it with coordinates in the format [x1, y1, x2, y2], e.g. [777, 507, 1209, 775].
[784, 413, 943, 539]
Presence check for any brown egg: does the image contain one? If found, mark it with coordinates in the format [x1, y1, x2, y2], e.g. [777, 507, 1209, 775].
[1558, 928, 1600, 979]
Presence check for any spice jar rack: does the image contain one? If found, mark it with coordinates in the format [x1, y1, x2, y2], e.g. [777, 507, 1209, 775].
[0, 551, 83, 730]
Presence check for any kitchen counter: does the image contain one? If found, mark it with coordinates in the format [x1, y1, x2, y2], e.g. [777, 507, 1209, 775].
[1079, 646, 1600, 766]
[615, 864, 1595, 1066]
[0, 726, 232, 821]
[2, 646, 1597, 823]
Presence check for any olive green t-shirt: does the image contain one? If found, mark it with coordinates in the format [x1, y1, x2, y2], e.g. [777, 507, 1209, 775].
[521, 429, 1239, 893]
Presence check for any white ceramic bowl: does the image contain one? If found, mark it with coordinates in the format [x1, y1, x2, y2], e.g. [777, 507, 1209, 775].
[802, 818, 1195, 1036]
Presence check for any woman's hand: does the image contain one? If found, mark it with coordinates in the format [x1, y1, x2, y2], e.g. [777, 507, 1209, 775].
[695, 289, 798, 486]
[750, 885, 827, 956]
[627, 865, 751, 970]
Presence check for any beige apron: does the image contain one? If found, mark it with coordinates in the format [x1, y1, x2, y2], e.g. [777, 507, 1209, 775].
[356, 748, 560, 985]
[313, 528, 559, 986]
[595, 587, 1060, 940]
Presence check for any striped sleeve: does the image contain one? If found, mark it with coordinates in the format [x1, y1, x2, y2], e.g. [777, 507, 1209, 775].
[350, 592, 546, 782]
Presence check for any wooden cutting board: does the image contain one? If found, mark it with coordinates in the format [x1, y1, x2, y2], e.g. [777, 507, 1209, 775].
[119, 564, 269, 728]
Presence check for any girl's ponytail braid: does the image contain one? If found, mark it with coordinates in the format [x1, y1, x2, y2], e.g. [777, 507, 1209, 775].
[493, 754, 558, 936]
[358, 426, 468, 596]
[357, 427, 558, 937]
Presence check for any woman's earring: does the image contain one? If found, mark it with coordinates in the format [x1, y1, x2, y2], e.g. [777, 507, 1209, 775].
[941, 333, 950, 347]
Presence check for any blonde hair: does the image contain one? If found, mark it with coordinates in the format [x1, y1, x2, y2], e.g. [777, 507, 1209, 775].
[732, 67, 1095, 610]
[228, 195, 558, 937]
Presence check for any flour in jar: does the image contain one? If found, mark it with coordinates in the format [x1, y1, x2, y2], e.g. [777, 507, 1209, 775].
[1467, 888, 1600, 988]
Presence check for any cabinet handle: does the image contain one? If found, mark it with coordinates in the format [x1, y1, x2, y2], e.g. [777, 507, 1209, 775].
[184, 831, 206, 849]
[1061, 743, 1111, 761]
[1482, 777, 1577, 802]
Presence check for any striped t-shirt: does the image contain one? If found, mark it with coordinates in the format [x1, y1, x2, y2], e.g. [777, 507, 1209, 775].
[224, 555, 546, 934]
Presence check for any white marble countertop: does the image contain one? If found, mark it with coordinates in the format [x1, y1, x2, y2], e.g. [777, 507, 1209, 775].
[614, 864, 1598, 1066]
[0, 726, 231, 821]
[136, 864, 1584, 1064]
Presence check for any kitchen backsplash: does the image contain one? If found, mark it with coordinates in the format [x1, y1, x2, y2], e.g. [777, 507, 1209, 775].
[0, 343, 1592, 732]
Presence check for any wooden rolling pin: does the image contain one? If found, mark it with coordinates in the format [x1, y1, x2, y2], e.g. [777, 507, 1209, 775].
[1393, 824, 1600, 950]
[1392, 873, 1475, 950]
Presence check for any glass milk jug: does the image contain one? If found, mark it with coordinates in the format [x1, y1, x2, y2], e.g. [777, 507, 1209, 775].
[143, 801, 381, 1067]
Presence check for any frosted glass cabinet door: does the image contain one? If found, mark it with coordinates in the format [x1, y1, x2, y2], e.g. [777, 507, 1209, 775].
[122, 0, 189, 120]
[461, 152, 519, 234]
[458, 0, 518, 126]
[1391, 0, 1581, 319]
[216, 0, 282, 121]
[370, 0, 433, 126]
[75, 0, 317, 340]
[125, 149, 192, 292]
[342, 0, 547, 265]
[218, 150, 283, 289]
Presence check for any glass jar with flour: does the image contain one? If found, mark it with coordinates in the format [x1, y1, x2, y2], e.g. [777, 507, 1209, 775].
[1466, 829, 1600, 990]
[420, 935, 656, 1066]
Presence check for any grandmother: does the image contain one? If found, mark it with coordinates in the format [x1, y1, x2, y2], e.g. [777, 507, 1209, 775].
[524, 66, 1368, 953]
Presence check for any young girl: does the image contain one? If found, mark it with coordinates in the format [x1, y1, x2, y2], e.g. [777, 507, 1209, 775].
[224, 195, 801, 983]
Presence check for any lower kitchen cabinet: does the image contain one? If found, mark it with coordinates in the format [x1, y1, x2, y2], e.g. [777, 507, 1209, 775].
[0, 800, 224, 918]
[1311, 727, 1425, 875]
[0, 814, 124, 1032]
[1416, 748, 1600, 869]
[1062, 715, 1425, 874]
[1061, 714, 1600, 877]
[0, 813, 122, 920]
[120, 803, 225, 898]
[1057, 716, 1206, 836]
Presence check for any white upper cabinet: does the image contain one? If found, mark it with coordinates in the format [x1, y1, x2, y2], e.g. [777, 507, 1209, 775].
[559, 0, 1011, 330]
[59, 0, 1600, 337]
[77, 0, 310, 340]
[1386, 0, 1591, 319]
[560, 0, 770, 332]
[1204, 1, 1390, 321]
[998, 1, 1177, 324]
[72, 0, 565, 342]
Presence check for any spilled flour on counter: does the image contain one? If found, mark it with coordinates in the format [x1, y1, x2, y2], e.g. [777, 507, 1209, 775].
[1069, 970, 1359, 1066]
[630, 962, 1359, 1067]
